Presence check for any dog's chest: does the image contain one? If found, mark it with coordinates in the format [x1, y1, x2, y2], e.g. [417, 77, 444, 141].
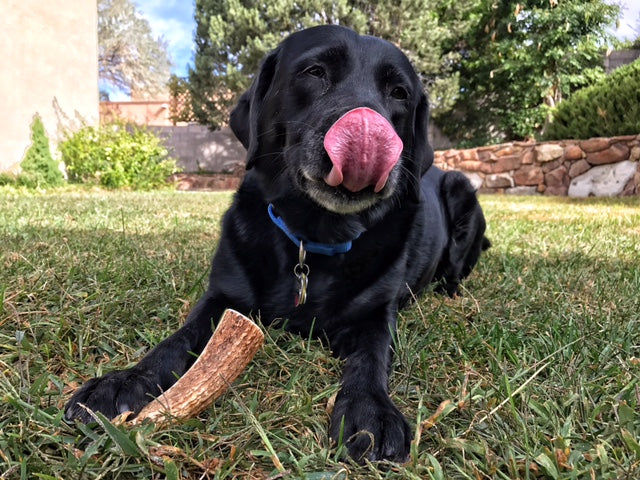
[258, 245, 402, 332]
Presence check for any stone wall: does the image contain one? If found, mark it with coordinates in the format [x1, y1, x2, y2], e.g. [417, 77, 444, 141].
[146, 122, 452, 176]
[159, 122, 640, 197]
[168, 172, 244, 191]
[434, 135, 640, 197]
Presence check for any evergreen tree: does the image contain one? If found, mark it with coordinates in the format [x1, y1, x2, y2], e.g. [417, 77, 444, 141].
[189, 0, 480, 128]
[19, 115, 64, 188]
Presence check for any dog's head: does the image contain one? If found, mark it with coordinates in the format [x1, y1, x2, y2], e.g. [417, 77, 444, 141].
[230, 25, 433, 215]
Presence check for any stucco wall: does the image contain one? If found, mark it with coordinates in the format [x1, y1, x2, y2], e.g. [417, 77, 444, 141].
[0, 0, 99, 173]
[151, 125, 248, 173]
[604, 49, 640, 74]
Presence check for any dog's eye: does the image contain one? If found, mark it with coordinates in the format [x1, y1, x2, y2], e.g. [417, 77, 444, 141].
[304, 65, 326, 78]
[390, 86, 408, 100]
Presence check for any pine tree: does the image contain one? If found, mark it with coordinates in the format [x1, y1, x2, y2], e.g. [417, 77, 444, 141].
[19, 115, 64, 188]
[188, 0, 480, 128]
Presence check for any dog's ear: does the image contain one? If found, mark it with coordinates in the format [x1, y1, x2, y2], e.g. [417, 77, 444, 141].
[229, 91, 251, 150]
[229, 48, 280, 170]
[407, 93, 435, 202]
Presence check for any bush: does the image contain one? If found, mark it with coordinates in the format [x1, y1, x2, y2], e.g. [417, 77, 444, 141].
[59, 122, 179, 189]
[18, 114, 65, 188]
[545, 60, 640, 140]
[0, 173, 17, 186]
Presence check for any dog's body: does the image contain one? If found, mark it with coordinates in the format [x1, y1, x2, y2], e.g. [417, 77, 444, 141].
[65, 25, 488, 462]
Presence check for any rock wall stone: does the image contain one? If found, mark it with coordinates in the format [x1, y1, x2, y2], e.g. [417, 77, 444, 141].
[434, 135, 640, 197]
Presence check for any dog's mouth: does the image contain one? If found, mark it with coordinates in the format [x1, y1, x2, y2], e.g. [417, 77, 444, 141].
[323, 107, 403, 194]
[298, 107, 403, 214]
[300, 160, 401, 215]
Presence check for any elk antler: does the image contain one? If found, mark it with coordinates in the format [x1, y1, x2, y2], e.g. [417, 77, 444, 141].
[129, 309, 264, 427]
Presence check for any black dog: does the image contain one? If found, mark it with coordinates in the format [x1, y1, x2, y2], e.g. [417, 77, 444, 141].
[65, 25, 489, 463]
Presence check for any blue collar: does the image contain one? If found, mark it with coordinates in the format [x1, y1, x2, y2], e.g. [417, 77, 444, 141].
[268, 204, 356, 256]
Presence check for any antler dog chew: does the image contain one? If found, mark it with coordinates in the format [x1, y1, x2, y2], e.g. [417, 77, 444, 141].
[129, 309, 263, 427]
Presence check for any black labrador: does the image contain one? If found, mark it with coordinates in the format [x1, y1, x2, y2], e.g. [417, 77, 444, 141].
[65, 25, 489, 463]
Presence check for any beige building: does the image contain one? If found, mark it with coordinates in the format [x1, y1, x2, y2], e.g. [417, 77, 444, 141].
[0, 0, 99, 173]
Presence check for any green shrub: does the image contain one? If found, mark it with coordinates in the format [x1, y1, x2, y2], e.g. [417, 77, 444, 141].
[545, 60, 640, 140]
[18, 114, 65, 188]
[59, 122, 179, 189]
[0, 173, 17, 186]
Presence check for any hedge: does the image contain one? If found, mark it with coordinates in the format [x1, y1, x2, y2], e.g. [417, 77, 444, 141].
[545, 59, 640, 140]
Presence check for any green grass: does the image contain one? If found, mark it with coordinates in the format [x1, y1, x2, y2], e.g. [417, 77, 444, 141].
[1, 187, 639, 479]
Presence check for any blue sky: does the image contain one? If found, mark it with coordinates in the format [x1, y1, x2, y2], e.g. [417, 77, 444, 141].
[134, 0, 196, 78]
[611, 0, 640, 39]
[131, 0, 639, 96]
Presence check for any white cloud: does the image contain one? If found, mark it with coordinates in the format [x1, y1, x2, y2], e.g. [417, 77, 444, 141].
[611, 0, 640, 40]
[134, 0, 195, 76]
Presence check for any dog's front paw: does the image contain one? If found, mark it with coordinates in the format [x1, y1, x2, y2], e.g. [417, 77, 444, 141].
[64, 368, 160, 424]
[329, 390, 412, 463]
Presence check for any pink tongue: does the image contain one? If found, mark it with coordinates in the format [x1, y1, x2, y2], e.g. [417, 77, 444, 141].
[323, 107, 403, 193]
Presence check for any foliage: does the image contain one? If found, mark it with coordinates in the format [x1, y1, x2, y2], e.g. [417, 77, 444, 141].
[1, 191, 640, 478]
[545, 59, 640, 140]
[0, 173, 17, 186]
[436, 0, 620, 146]
[59, 122, 179, 189]
[18, 114, 65, 189]
[189, 0, 481, 128]
[98, 0, 172, 99]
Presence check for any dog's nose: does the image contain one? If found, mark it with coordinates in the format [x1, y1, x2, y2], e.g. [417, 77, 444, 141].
[323, 107, 403, 193]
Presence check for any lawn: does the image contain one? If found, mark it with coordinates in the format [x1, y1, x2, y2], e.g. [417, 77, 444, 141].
[1, 188, 639, 479]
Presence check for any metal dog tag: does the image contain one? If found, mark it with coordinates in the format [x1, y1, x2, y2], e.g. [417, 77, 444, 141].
[294, 241, 310, 306]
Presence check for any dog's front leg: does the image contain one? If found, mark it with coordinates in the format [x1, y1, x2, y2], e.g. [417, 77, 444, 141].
[64, 293, 227, 424]
[328, 313, 412, 463]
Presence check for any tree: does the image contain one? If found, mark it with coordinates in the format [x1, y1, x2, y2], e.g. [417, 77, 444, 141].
[19, 115, 64, 188]
[189, 0, 481, 128]
[437, 0, 620, 146]
[98, 0, 172, 99]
